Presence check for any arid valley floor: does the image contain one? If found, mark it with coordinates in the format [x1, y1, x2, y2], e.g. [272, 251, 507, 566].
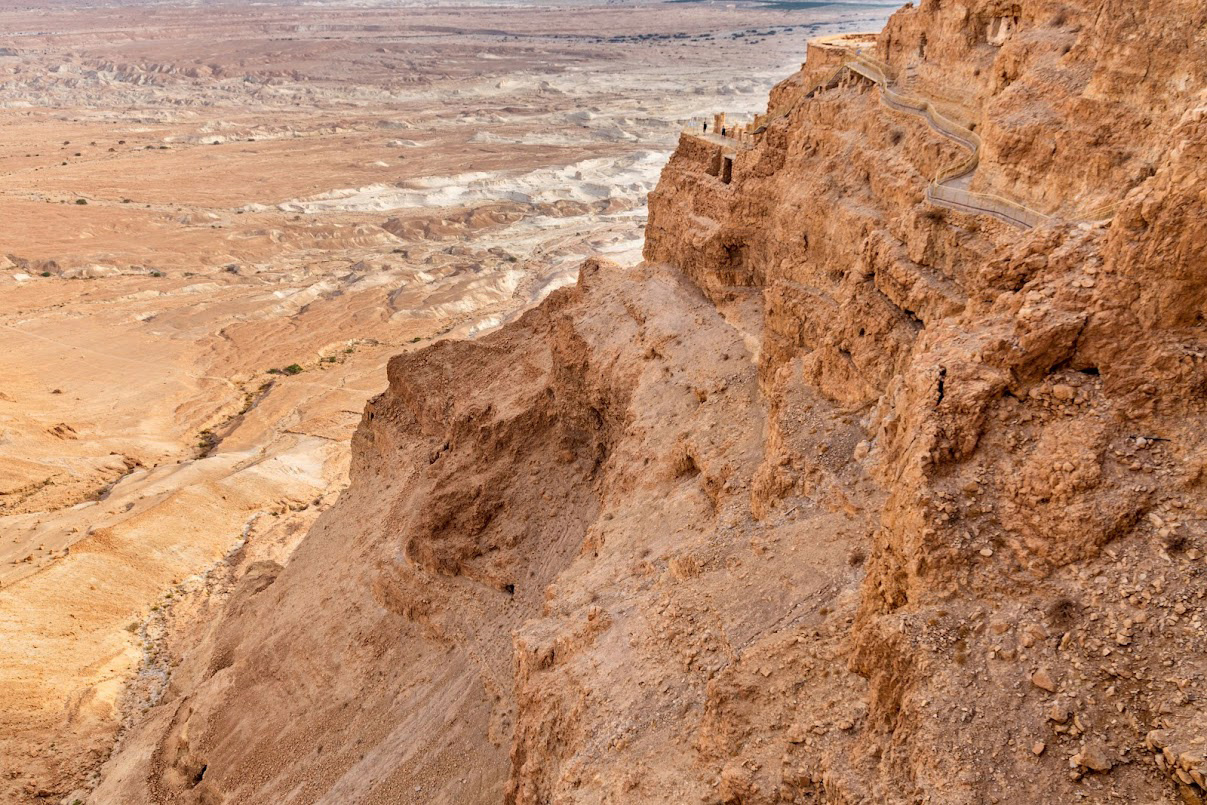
[7, 0, 1206, 802]
[0, 0, 891, 800]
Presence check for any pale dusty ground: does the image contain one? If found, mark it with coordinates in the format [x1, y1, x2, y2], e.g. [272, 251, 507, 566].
[0, 0, 892, 800]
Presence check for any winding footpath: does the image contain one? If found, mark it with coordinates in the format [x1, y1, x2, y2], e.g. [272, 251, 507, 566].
[838, 53, 1054, 229]
[688, 48, 1119, 230]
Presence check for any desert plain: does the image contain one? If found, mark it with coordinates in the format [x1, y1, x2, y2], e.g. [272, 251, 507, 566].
[0, 0, 892, 800]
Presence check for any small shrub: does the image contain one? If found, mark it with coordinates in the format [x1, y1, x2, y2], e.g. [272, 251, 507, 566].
[151, 270, 163, 277]
[74, 198, 87, 205]
[889, 128, 904, 145]
[282, 363, 303, 375]
[1048, 596, 1080, 627]
[1165, 531, 1190, 554]
[197, 429, 218, 455]
[40, 271, 51, 277]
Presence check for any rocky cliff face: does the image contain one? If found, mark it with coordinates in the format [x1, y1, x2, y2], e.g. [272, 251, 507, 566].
[876, 0, 1207, 214]
[645, 0, 1206, 800]
[98, 258, 870, 803]
[96, 2, 1206, 803]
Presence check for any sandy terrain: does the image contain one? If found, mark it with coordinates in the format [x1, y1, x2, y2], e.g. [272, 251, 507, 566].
[0, 0, 894, 800]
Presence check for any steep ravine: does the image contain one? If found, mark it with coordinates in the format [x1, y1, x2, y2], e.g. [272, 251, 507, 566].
[95, 1, 1205, 803]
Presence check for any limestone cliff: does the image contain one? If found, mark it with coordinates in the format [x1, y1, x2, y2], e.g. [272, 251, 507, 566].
[645, 0, 1206, 800]
[878, 0, 1206, 215]
[95, 2, 1206, 803]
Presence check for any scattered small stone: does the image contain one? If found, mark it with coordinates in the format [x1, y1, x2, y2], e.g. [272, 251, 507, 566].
[1031, 668, 1058, 693]
[1047, 703, 1071, 724]
[1019, 623, 1045, 648]
[1072, 742, 1113, 773]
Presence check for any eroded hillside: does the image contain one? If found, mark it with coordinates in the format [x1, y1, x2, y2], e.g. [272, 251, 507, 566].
[94, 1, 1206, 803]
[1, 1, 895, 800]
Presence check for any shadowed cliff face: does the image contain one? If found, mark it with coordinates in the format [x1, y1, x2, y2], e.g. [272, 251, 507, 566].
[644, 0, 1206, 801]
[95, 1, 1206, 803]
[96, 259, 883, 804]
